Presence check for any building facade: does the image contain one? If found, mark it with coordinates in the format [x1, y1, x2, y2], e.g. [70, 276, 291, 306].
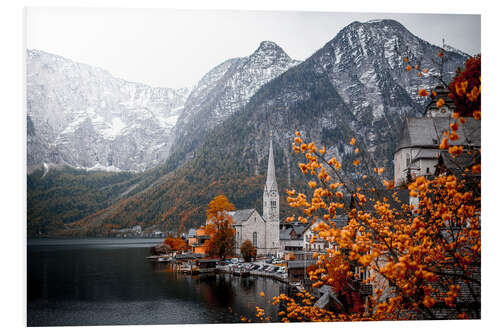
[393, 85, 480, 188]
[232, 209, 267, 255]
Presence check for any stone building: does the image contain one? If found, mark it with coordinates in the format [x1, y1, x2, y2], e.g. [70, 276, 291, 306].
[232, 209, 267, 255]
[393, 85, 481, 187]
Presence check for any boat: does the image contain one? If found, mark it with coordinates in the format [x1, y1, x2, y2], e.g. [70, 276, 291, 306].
[157, 256, 170, 262]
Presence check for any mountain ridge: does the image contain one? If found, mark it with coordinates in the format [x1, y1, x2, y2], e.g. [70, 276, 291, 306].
[27, 49, 190, 173]
[27, 19, 469, 237]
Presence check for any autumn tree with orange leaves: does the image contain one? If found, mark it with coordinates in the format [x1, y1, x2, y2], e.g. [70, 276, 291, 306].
[265, 52, 481, 322]
[240, 240, 256, 262]
[204, 195, 236, 259]
[163, 237, 188, 253]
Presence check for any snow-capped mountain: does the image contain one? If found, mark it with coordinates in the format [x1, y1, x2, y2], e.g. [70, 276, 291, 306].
[170, 41, 300, 157]
[237, 19, 468, 174]
[28, 19, 472, 237]
[53, 19, 469, 237]
[300, 19, 467, 169]
[27, 49, 190, 173]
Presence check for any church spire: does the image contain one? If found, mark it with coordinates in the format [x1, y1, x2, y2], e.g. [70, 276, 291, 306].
[265, 131, 278, 193]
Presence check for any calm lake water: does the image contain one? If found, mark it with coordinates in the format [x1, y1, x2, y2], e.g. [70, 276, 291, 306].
[27, 238, 290, 326]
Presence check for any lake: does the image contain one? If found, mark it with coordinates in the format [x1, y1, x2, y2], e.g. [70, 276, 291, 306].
[27, 238, 290, 326]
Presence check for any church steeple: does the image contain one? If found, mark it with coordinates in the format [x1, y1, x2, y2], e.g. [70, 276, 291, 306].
[264, 131, 278, 194]
[263, 131, 279, 254]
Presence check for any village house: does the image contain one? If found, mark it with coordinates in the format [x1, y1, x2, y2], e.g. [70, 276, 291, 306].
[192, 227, 210, 255]
[279, 216, 348, 258]
[279, 221, 309, 252]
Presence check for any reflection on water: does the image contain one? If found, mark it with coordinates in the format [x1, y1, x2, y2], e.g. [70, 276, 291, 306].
[28, 239, 290, 326]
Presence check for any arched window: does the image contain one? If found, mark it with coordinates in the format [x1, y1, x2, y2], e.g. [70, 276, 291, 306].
[253, 232, 257, 246]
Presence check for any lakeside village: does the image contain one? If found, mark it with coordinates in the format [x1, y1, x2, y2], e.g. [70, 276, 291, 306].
[139, 84, 480, 316]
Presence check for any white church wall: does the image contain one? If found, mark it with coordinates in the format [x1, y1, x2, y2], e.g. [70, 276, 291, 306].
[240, 210, 267, 255]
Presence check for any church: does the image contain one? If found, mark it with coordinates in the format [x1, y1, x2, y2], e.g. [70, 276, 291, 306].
[232, 134, 280, 256]
[188, 134, 281, 257]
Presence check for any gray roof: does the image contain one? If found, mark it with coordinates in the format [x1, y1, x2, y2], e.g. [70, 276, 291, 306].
[280, 223, 309, 240]
[396, 117, 481, 152]
[175, 253, 204, 260]
[280, 223, 311, 241]
[280, 228, 293, 241]
[440, 150, 480, 173]
[264, 136, 279, 193]
[413, 149, 441, 161]
[287, 260, 316, 269]
[229, 209, 256, 226]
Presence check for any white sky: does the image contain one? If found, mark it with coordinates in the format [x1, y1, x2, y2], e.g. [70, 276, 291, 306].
[26, 8, 480, 89]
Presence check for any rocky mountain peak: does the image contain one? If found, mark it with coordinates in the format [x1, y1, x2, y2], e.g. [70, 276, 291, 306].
[169, 41, 300, 161]
[247, 40, 293, 68]
[253, 40, 288, 56]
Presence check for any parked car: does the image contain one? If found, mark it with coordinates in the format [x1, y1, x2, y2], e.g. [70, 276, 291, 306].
[277, 267, 287, 274]
[238, 258, 244, 263]
[231, 258, 239, 264]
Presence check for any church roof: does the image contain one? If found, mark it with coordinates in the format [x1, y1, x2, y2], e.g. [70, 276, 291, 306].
[437, 150, 481, 176]
[229, 209, 257, 226]
[396, 117, 481, 153]
[264, 135, 279, 193]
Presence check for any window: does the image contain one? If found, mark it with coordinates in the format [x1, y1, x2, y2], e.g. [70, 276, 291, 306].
[355, 266, 370, 281]
[253, 232, 257, 246]
[271, 201, 276, 208]
[426, 167, 430, 174]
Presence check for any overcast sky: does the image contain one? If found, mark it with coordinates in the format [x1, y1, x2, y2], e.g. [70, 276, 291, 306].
[26, 8, 480, 89]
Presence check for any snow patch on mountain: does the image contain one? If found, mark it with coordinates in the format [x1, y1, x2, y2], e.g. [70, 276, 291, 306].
[27, 49, 190, 173]
[171, 40, 301, 157]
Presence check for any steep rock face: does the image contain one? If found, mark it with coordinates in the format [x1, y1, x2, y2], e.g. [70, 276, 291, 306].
[27, 49, 190, 173]
[301, 19, 467, 169]
[189, 20, 469, 185]
[171, 41, 301, 157]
